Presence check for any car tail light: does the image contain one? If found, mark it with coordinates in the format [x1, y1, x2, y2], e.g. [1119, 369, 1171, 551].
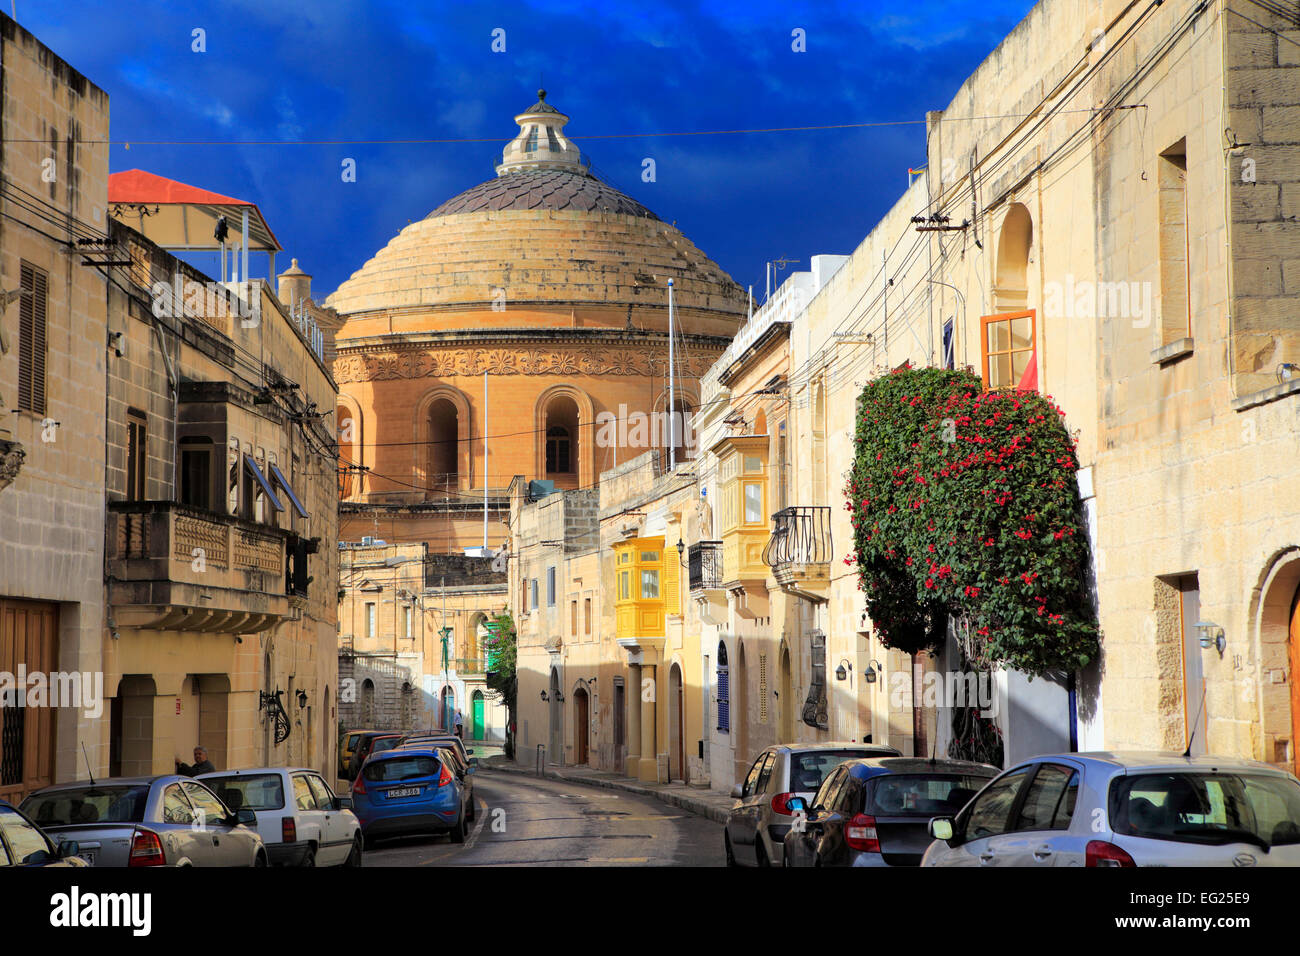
[438, 762, 453, 787]
[844, 813, 880, 853]
[128, 829, 165, 867]
[770, 793, 798, 815]
[352, 775, 366, 796]
[282, 817, 296, 843]
[1086, 840, 1136, 867]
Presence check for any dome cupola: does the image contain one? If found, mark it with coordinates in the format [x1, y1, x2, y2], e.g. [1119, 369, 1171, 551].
[495, 89, 587, 176]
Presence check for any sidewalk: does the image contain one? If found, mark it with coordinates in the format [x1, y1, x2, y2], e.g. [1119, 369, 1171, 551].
[481, 754, 733, 824]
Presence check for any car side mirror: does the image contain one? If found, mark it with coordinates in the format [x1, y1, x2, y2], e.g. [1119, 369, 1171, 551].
[334, 796, 353, 811]
[236, 808, 257, 827]
[466, 749, 475, 755]
[928, 817, 955, 842]
[786, 796, 808, 814]
[57, 840, 81, 860]
[730, 784, 744, 799]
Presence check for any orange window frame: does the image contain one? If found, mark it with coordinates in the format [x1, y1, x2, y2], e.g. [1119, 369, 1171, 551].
[979, 309, 1036, 390]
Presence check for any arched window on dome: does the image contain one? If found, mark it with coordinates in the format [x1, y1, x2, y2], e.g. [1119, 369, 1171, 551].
[525, 125, 539, 153]
[543, 396, 580, 488]
[427, 398, 459, 493]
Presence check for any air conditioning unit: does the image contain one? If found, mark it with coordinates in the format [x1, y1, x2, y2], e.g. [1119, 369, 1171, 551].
[361, 536, 375, 546]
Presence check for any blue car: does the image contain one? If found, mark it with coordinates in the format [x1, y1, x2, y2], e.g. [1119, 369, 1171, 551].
[351, 747, 471, 847]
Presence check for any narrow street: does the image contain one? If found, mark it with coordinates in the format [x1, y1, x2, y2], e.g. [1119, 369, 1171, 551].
[362, 770, 724, 867]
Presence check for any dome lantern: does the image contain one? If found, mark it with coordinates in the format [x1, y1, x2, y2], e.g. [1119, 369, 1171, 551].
[495, 89, 588, 176]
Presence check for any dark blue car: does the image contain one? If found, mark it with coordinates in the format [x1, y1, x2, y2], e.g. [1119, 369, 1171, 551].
[351, 747, 471, 847]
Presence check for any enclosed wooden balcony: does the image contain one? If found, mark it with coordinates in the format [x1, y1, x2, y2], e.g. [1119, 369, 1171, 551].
[108, 500, 295, 632]
[764, 506, 833, 602]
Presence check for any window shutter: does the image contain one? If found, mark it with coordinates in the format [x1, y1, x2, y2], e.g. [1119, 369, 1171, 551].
[18, 263, 47, 415]
[759, 654, 768, 723]
[664, 550, 680, 615]
[716, 667, 730, 732]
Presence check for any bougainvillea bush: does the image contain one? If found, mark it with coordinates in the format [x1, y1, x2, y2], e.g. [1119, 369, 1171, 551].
[848, 365, 1100, 678]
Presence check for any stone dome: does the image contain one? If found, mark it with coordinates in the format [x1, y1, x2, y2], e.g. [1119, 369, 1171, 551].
[326, 92, 748, 328]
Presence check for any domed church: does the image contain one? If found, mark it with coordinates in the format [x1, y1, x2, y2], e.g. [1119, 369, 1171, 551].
[331, 90, 749, 553]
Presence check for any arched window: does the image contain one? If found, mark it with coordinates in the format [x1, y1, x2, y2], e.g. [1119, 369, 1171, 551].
[543, 394, 580, 486]
[546, 426, 571, 474]
[427, 398, 459, 492]
[716, 641, 730, 733]
[337, 404, 358, 499]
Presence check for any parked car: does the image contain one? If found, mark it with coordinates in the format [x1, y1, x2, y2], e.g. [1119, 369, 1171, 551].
[352, 747, 472, 847]
[346, 732, 402, 780]
[339, 729, 370, 778]
[725, 742, 902, 867]
[21, 776, 265, 867]
[399, 732, 473, 764]
[432, 745, 478, 821]
[0, 800, 89, 867]
[783, 757, 998, 867]
[199, 767, 362, 867]
[922, 751, 1300, 867]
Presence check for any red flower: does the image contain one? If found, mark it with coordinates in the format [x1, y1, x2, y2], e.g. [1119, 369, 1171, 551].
[924, 578, 935, 589]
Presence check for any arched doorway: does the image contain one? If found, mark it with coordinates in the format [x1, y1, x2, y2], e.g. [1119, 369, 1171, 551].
[780, 646, 794, 743]
[427, 398, 459, 493]
[360, 679, 375, 727]
[735, 641, 749, 781]
[471, 689, 485, 742]
[401, 682, 415, 731]
[440, 686, 455, 733]
[669, 663, 685, 782]
[573, 686, 590, 765]
[548, 668, 562, 764]
[994, 202, 1033, 312]
[1291, 585, 1300, 777]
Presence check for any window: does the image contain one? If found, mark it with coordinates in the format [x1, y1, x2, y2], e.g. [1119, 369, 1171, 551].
[743, 481, 763, 524]
[403, 606, 412, 640]
[639, 568, 659, 599]
[365, 603, 376, 640]
[306, 775, 335, 811]
[584, 597, 592, 635]
[545, 426, 571, 474]
[1014, 765, 1078, 831]
[570, 600, 577, 636]
[531, 579, 539, 610]
[1111, 772, 1300, 847]
[716, 641, 730, 733]
[292, 775, 315, 811]
[547, 567, 556, 607]
[182, 782, 229, 825]
[618, 572, 629, 601]
[980, 311, 1035, 389]
[963, 768, 1031, 840]
[755, 752, 777, 795]
[17, 262, 48, 415]
[126, 409, 147, 501]
[180, 438, 213, 509]
[814, 767, 847, 811]
[0, 806, 53, 864]
[525, 124, 539, 153]
[942, 318, 956, 369]
[742, 753, 767, 797]
[161, 785, 195, 825]
[1158, 139, 1190, 344]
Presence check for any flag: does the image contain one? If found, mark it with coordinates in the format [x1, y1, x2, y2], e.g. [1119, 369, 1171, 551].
[1017, 346, 1038, 391]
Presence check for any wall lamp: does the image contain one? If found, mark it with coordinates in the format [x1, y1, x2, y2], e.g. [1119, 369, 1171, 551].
[296, 689, 308, 710]
[1196, 620, 1226, 657]
[540, 690, 549, 702]
[676, 537, 688, 568]
[554, 690, 565, 703]
[835, 659, 853, 681]
[864, 659, 881, 684]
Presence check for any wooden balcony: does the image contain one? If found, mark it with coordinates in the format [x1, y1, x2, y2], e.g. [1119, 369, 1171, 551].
[108, 501, 294, 632]
[764, 506, 833, 602]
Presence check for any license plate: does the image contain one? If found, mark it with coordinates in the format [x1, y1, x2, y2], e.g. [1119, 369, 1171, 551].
[387, 787, 421, 799]
[76, 849, 96, 866]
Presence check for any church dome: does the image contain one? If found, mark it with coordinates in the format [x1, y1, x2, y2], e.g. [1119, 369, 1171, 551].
[326, 91, 747, 329]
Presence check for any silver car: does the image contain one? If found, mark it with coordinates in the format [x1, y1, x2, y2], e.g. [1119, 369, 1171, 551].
[21, 775, 267, 867]
[725, 741, 900, 867]
[922, 751, 1300, 867]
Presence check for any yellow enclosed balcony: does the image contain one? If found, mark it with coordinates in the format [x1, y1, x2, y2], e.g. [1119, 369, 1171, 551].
[710, 434, 770, 591]
[613, 537, 679, 645]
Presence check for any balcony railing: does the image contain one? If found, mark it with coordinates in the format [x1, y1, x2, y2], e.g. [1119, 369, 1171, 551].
[687, 540, 723, 591]
[763, 506, 833, 568]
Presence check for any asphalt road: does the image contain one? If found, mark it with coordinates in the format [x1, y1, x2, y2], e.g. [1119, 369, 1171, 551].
[363, 768, 724, 867]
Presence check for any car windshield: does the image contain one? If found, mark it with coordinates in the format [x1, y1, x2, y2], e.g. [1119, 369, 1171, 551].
[789, 751, 876, 792]
[867, 774, 994, 816]
[371, 737, 401, 753]
[21, 786, 150, 825]
[1111, 772, 1300, 849]
[364, 756, 441, 783]
[201, 774, 285, 812]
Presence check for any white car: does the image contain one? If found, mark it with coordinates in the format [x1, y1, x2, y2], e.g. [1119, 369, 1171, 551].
[921, 751, 1300, 867]
[199, 767, 362, 867]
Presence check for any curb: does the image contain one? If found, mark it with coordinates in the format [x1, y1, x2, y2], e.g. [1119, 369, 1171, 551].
[481, 759, 730, 825]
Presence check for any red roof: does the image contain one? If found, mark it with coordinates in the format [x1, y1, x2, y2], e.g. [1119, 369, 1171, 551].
[108, 169, 253, 206]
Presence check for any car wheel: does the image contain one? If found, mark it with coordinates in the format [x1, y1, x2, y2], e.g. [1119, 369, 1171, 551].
[344, 835, 363, 868]
[724, 831, 737, 867]
[756, 840, 770, 868]
[450, 813, 467, 845]
[253, 851, 268, 868]
[302, 845, 317, 868]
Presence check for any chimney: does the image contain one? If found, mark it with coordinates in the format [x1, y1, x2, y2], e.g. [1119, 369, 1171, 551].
[277, 258, 311, 309]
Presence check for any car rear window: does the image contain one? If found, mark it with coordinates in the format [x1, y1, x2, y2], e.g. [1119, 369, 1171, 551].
[866, 774, 994, 816]
[364, 756, 441, 783]
[789, 751, 877, 792]
[202, 774, 286, 812]
[1111, 772, 1300, 848]
[371, 737, 401, 753]
[21, 786, 150, 825]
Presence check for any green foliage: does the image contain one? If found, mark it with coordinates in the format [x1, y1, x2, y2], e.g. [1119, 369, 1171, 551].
[848, 365, 1100, 677]
[483, 609, 517, 700]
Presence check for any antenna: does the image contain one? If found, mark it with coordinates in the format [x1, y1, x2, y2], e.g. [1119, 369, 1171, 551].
[81, 742, 95, 787]
[1183, 684, 1208, 758]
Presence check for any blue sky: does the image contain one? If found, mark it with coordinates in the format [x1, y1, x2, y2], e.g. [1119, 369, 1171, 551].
[31, 0, 1037, 299]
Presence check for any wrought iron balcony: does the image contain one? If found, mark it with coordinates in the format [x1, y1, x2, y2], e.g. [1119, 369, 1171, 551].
[687, 540, 723, 592]
[763, 506, 833, 599]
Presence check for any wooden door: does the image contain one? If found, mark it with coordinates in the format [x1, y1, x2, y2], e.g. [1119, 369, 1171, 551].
[471, 691, 484, 741]
[1290, 585, 1300, 778]
[574, 690, 589, 764]
[0, 600, 58, 804]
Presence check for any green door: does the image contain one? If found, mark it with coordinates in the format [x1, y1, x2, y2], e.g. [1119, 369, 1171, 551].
[472, 692, 485, 741]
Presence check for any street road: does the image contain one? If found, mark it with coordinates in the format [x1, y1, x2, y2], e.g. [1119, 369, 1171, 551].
[363, 769, 724, 866]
